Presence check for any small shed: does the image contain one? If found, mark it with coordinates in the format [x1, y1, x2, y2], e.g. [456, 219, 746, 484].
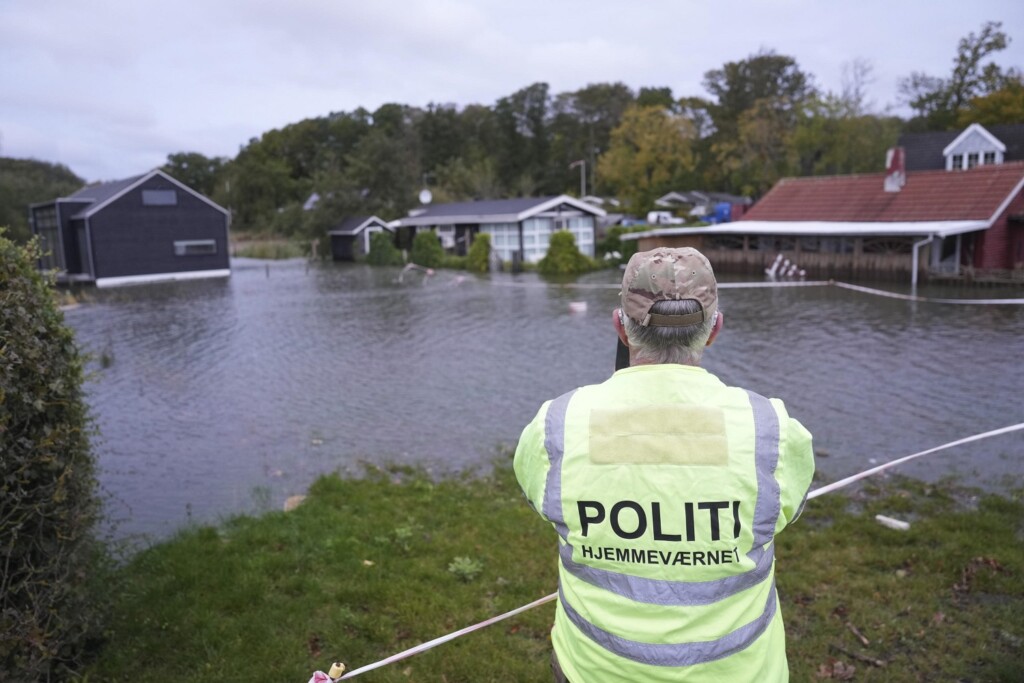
[328, 216, 393, 261]
[29, 169, 230, 287]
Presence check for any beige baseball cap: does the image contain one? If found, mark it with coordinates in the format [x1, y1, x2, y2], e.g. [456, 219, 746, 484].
[620, 247, 718, 327]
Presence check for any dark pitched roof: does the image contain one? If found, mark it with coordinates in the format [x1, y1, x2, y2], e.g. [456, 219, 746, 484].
[989, 123, 1024, 161]
[395, 195, 604, 227]
[899, 123, 1024, 171]
[66, 174, 147, 205]
[412, 197, 555, 218]
[741, 162, 1024, 223]
[898, 130, 957, 171]
[62, 170, 229, 219]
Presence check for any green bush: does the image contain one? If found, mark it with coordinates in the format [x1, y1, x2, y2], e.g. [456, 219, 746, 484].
[441, 254, 467, 269]
[366, 230, 403, 266]
[0, 232, 106, 680]
[466, 233, 491, 273]
[410, 230, 445, 268]
[537, 230, 595, 276]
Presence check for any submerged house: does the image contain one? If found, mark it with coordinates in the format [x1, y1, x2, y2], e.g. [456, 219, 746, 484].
[329, 215, 393, 261]
[391, 195, 605, 263]
[30, 169, 230, 287]
[625, 161, 1024, 283]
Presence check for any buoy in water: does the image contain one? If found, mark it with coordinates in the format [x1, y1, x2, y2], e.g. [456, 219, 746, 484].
[569, 301, 587, 314]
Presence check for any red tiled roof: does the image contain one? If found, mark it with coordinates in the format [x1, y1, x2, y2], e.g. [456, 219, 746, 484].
[741, 162, 1024, 223]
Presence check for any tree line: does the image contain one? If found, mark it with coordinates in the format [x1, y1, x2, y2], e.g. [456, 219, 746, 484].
[3, 22, 1020, 247]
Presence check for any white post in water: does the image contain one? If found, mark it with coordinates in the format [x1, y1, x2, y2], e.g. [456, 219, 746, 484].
[911, 235, 934, 295]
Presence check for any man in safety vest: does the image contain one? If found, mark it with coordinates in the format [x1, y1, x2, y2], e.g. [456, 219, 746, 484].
[514, 247, 815, 682]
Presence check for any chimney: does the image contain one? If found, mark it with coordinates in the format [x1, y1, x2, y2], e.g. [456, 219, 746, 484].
[884, 146, 906, 193]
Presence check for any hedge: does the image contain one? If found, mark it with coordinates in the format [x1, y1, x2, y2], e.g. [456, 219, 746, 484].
[0, 232, 106, 680]
[537, 230, 595, 276]
[410, 230, 445, 268]
[466, 233, 491, 273]
[366, 230, 404, 266]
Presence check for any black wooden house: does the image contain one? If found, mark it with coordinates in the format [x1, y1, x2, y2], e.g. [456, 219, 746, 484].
[30, 169, 230, 287]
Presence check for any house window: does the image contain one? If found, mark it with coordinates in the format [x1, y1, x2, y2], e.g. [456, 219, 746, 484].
[567, 216, 595, 257]
[143, 189, 177, 205]
[984, 151, 996, 165]
[480, 222, 519, 261]
[33, 207, 65, 270]
[522, 218, 553, 263]
[951, 154, 964, 170]
[967, 153, 979, 169]
[174, 239, 217, 256]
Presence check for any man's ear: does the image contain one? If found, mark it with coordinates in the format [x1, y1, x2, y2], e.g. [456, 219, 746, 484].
[613, 308, 630, 347]
[706, 310, 724, 346]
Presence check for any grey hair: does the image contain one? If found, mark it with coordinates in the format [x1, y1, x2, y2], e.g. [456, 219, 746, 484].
[623, 299, 715, 366]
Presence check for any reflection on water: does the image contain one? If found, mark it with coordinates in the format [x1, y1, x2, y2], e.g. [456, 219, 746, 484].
[64, 258, 1024, 542]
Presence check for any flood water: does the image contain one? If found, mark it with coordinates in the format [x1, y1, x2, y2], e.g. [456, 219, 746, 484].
[63, 258, 1024, 543]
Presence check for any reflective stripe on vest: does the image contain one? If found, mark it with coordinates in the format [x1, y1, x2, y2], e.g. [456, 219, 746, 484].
[558, 580, 780, 667]
[542, 389, 576, 540]
[541, 388, 783, 607]
[746, 390, 782, 548]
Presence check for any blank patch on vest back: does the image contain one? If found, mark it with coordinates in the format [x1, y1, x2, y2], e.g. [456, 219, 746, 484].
[588, 404, 728, 465]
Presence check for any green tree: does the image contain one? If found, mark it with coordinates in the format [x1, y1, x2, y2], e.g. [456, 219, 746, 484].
[466, 232, 492, 273]
[636, 86, 676, 110]
[597, 105, 697, 212]
[702, 50, 816, 141]
[161, 152, 225, 197]
[1, 232, 105, 680]
[713, 98, 800, 196]
[416, 103, 466, 175]
[320, 109, 373, 174]
[900, 21, 1020, 130]
[366, 229, 404, 266]
[494, 82, 550, 193]
[562, 83, 635, 194]
[458, 104, 501, 174]
[676, 96, 718, 189]
[345, 105, 421, 217]
[433, 156, 502, 202]
[789, 95, 901, 177]
[218, 144, 304, 233]
[537, 230, 593, 276]
[0, 159, 83, 243]
[410, 230, 444, 268]
[699, 50, 815, 191]
[957, 77, 1024, 127]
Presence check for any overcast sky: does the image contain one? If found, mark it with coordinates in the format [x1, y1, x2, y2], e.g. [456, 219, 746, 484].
[2, 0, 1022, 183]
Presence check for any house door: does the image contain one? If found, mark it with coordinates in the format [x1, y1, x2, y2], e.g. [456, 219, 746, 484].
[75, 224, 93, 277]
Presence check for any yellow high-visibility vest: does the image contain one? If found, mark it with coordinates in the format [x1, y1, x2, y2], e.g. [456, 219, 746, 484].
[515, 364, 815, 682]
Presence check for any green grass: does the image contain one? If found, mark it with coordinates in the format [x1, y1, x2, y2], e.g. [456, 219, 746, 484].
[779, 481, 1024, 682]
[232, 239, 307, 260]
[84, 466, 1024, 682]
